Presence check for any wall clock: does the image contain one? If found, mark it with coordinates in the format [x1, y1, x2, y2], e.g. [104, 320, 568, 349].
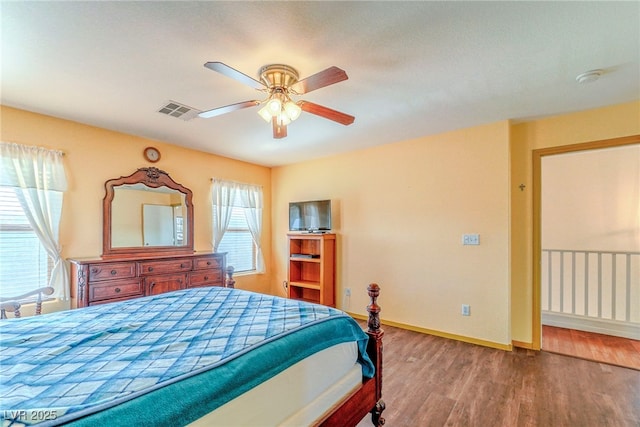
[143, 146, 161, 163]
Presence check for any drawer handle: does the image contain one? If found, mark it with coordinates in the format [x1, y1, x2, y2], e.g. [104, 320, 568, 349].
[207, 261, 211, 265]
[148, 267, 154, 272]
[91, 268, 98, 274]
[204, 276, 209, 280]
[111, 270, 117, 275]
[150, 282, 155, 289]
[180, 263, 185, 268]
[114, 287, 121, 293]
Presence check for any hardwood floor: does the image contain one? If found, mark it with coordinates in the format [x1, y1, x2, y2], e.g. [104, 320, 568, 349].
[542, 325, 640, 371]
[356, 324, 640, 427]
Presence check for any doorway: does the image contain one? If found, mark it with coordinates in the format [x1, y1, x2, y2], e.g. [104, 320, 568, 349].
[532, 135, 640, 367]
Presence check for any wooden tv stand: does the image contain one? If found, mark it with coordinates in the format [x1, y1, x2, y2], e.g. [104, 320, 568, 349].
[287, 233, 335, 307]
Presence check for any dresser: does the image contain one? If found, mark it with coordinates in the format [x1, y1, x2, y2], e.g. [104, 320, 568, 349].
[70, 252, 226, 308]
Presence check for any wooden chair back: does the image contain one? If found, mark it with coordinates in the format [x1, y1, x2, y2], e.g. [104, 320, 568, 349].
[0, 286, 55, 319]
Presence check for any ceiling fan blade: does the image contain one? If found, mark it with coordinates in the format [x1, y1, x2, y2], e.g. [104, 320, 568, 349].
[299, 101, 355, 126]
[204, 62, 265, 90]
[198, 100, 260, 119]
[272, 117, 287, 139]
[290, 66, 348, 94]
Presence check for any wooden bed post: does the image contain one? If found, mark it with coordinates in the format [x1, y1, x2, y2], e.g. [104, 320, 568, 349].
[366, 283, 385, 426]
[319, 284, 385, 427]
[225, 266, 235, 289]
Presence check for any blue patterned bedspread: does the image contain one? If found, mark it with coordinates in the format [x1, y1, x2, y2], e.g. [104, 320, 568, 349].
[0, 287, 373, 426]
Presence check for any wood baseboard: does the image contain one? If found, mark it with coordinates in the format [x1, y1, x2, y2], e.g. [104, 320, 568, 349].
[512, 340, 535, 349]
[348, 313, 513, 351]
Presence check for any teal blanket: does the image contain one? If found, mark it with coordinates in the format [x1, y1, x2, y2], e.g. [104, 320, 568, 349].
[0, 287, 374, 426]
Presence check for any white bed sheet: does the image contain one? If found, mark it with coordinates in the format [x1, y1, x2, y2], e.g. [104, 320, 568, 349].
[188, 341, 363, 426]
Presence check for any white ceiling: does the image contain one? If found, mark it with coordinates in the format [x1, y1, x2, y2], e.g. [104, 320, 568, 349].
[2, 1, 639, 167]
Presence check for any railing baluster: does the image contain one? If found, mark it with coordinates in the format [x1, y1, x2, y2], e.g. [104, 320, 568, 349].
[597, 252, 602, 319]
[547, 250, 553, 311]
[571, 251, 576, 315]
[559, 251, 564, 312]
[626, 253, 631, 322]
[611, 253, 616, 320]
[584, 252, 589, 317]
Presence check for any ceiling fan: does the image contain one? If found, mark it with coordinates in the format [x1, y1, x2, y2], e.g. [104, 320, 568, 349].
[198, 62, 355, 139]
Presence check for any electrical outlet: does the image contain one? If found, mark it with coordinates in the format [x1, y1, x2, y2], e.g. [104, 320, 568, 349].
[345, 288, 351, 297]
[461, 304, 470, 316]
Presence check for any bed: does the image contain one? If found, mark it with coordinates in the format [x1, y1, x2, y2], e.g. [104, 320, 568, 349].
[0, 285, 384, 426]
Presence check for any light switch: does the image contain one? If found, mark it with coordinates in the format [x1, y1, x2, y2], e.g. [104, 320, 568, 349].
[462, 234, 480, 245]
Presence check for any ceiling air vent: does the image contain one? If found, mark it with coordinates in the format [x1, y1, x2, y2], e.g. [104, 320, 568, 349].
[157, 101, 200, 121]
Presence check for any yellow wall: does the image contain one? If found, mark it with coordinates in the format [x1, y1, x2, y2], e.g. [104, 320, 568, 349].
[273, 101, 639, 349]
[3, 100, 638, 348]
[273, 121, 513, 347]
[0, 105, 273, 302]
[510, 101, 640, 345]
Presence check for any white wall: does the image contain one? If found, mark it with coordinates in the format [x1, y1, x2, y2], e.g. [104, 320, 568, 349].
[541, 144, 640, 251]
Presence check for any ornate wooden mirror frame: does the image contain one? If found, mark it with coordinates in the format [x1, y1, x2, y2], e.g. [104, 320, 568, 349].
[102, 167, 194, 258]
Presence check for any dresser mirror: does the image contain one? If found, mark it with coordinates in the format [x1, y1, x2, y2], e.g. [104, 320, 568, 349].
[102, 167, 194, 258]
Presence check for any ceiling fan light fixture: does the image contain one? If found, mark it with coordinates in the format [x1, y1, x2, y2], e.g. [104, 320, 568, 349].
[257, 105, 273, 123]
[277, 112, 292, 126]
[284, 101, 302, 121]
[258, 94, 301, 125]
[267, 97, 282, 113]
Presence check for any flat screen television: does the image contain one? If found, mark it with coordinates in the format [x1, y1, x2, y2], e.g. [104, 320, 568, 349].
[289, 199, 332, 232]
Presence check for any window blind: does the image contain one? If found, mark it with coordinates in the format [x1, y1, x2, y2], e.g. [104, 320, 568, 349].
[217, 207, 256, 272]
[0, 187, 51, 296]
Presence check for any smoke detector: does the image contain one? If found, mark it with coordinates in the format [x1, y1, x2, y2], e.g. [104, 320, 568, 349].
[576, 69, 604, 84]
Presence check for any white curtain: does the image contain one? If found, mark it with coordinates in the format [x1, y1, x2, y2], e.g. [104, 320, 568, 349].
[0, 142, 69, 300]
[238, 183, 264, 273]
[211, 178, 236, 252]
[211, 178, 264, 273]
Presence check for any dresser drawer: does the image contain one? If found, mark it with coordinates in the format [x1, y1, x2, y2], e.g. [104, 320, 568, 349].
[139, 259, 193, 276]
[145, 273, 187, 295]
[193, 255, 223, 270]
[189, 268, 223, 287]
[89, 262, 136, 282]
[89, 279, 143, 302]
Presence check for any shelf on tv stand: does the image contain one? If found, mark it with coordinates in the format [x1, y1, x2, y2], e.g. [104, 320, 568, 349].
[289, 280, 321, 290]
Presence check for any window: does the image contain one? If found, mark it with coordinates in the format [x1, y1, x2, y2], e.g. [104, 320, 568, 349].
[212, 179, 264, 274]
[0, 142, 68, 300]
[216, 206, 257, 272]
[0, 187, 54, 295]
